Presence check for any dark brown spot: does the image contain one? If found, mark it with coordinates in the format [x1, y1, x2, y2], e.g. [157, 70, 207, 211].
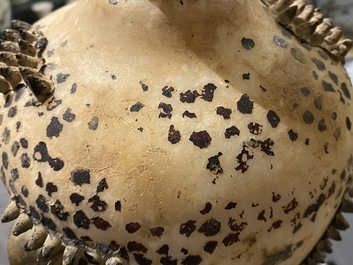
[74, 210, 91, 229]
[46, 117, 63, 139]
[237, 94, 254, 114]
[203, 241, 218, 254]
[70, 168, 90, 186]
[168, 125, 181, 144]
[200, 202, 212, 215]
[241, 37, 255, 49]
[189, 131, 212, 149]
[180, 90, 200, 103]
[201, 83, 217, 102]
[150, 227, 165, 237]
[216, 106, 232, 119]
[126, 222, 141, 234]
[198, 219, 221, 236]
[180, 220, 196, 237]
[225, 126, 240, 139]
[206, 152, 223, 174]
[91, 217, 112, 230]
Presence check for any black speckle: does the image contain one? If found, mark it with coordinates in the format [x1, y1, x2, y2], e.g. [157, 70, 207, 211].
[189, 131, 212, 149]
[216, 106, 232, 119]
[56, 73, 70, 84]
[314, 96, 322, 111]
[126, 222, 141, 233]
[70, 193, 85, 206]
[340, 82, 351, 99]
[35, 172, 43, 187]
[282, 198, 298, 214]
[71, 83, 77, 94]
[267, 110, 280, 128]
[248, 122, 262, 135]
[2, 128, 10, 145]
[88, 116, 99, 130]
[111, 74, 117, 80]
[150, 227, 165, 237]
[63, 108, 76, 122]
[318, 119, 327, 132]
[19, 138, 28, 149]
[46, 117, 63, 139]
[8, 106, 17, 118]
[180, 90, 200, 103]
[46, 182, 58, 196]
[242, 73, 250, 80]
[235, 144, 254, 173]
[21, 185, 28, 197]
[237, 94, 254, 114]
[201, 83, 217, 102]
[198, 219, 221, 236]
[33, 141, 64, 171]
[11, 141, 20, 157]
[115, 200, 122, 211]
[312, 71, 319, 80]
[241, 37, 255, 50]
[180, 220, 196, 237]
[71, 168, 91, 186]
[322, 80, 335, 92]
[20, 153, 30, 168]
[273, 36, 288, 48]
[222, 233, 240, 246]
[312, 58, 326, 71]
[4, 93, 13, 108]
[300, 87, 311, 97]
[158, 102, 173, 119]
[225, 202, 237, 210]
[200, 203, 212, 215]
[346, 117, 351, 131]
[88, 195, 108, 212]
[203, 241, 218, 254]
[182, 111, 197, 119]
[162, 86, 175, 98]
[303, 111, 315, 124]
[133, 254, 152, 265]
[168, 125, 181, 145]
[182, 256, 202, 265]
[288, 130, 298, 142]
[207, 152, 223, 175]
[97, 178, 109, 193]
[130, 102, 145, 112]
[10, 168, 19, 181]
[92, 217, 112, 231]
[41, 216, 56, 231]
[140, 81, 148, 92]
[74, 210, 90, 229]
[51, 199, 69, 221]
[47, 98, 62, 111]
[225, 126, 240, 139]
[62, 227, 77, 240]
[328, 71, 338, 85]
[291, 48, 306, 64]
[36, 194, 48, 212]
[2, 152, 9, 170]
[127, 242, 148, 253]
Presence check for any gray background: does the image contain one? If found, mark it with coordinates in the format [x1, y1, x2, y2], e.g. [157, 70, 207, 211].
[1, 0, 353, 265]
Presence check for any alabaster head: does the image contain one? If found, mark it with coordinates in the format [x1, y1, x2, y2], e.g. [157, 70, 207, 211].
[1, 1, 353, 264]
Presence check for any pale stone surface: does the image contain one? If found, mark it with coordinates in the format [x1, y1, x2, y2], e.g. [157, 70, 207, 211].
[0, 1, 352, 265]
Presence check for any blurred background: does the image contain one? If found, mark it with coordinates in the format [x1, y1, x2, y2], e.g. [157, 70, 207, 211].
[0, 0, 353, 265]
